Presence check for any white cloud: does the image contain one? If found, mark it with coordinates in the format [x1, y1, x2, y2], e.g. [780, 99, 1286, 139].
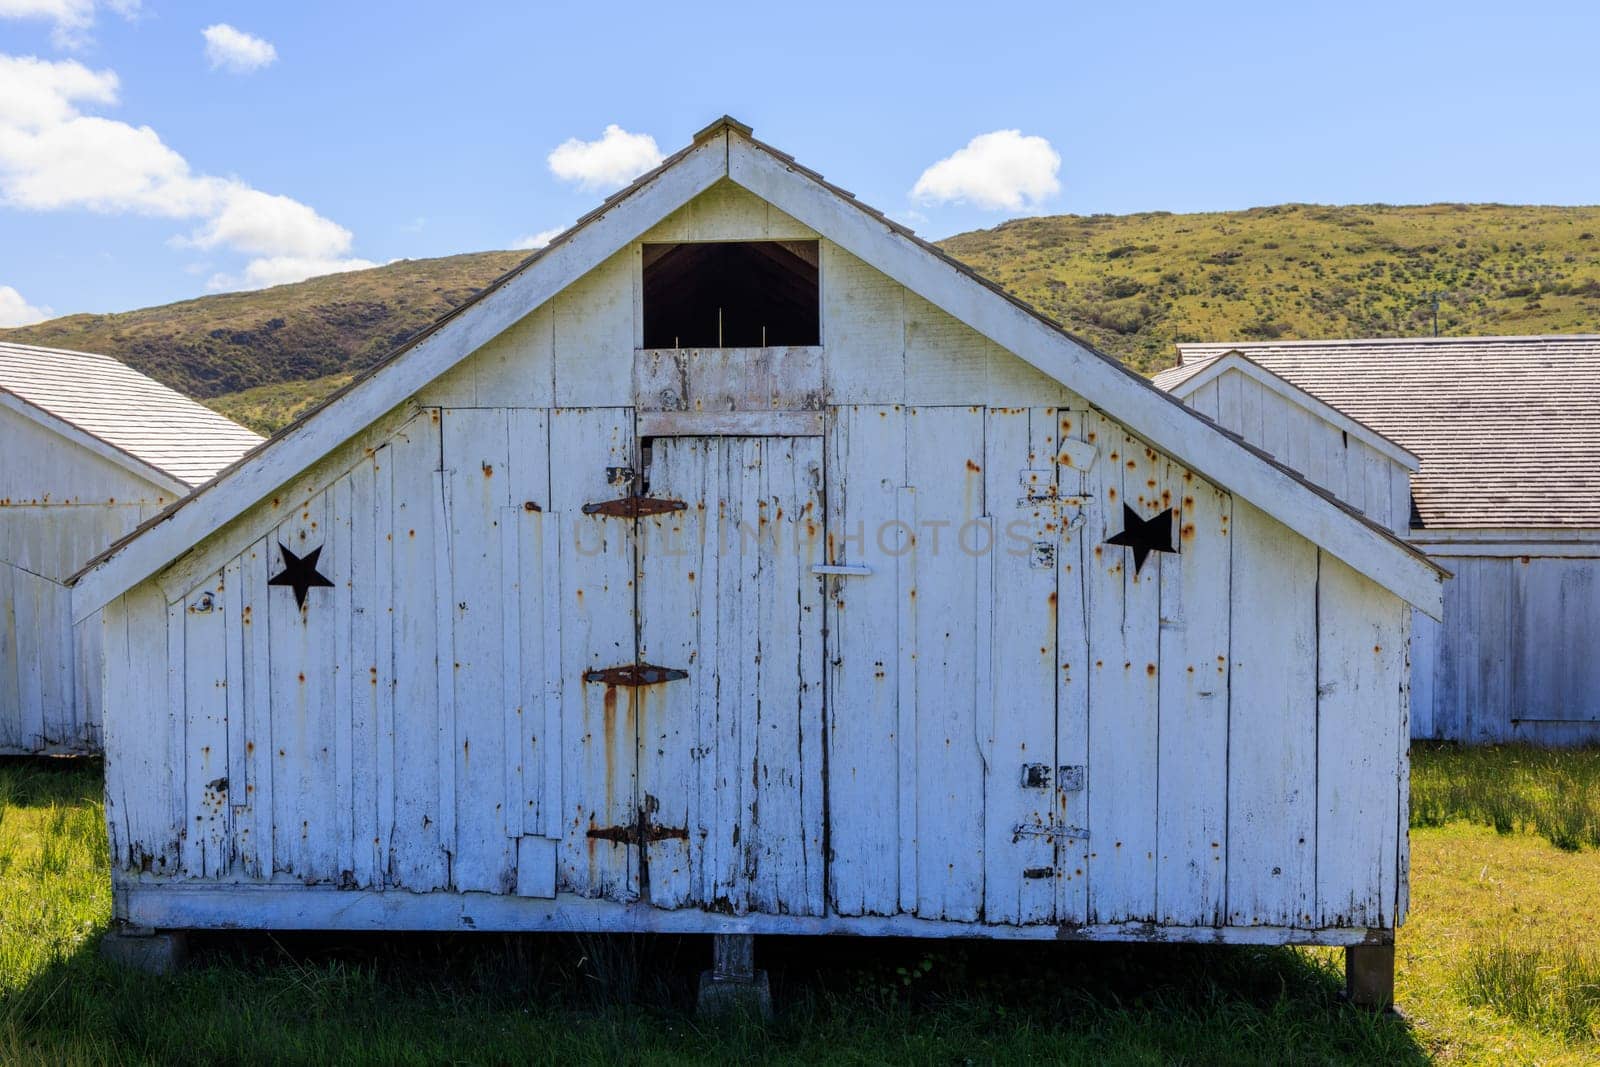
[0, 0, 139, 50]
[911, 129, 1062, 212]
[202, 24, 277, 74]
[0, 54, 370, 289]
[0, 283, 50, 326]
[208, 255, 377, 293]
[511, 226, 564, 251]
[547, 124, 662, 192]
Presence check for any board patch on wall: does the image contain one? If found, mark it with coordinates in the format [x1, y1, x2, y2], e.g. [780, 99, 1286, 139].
[1104, 504, 1177, 575]
[267, 542, 335, 608]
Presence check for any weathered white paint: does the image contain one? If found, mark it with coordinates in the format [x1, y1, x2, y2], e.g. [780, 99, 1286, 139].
[116, 883, 1392, 945]
[94, 139, 1412, 950]
[1411, 551, 1600, 743]
[74, 123, 1443, 622]
[1162, 362, 1414, 538]
[0, 404, 180, 753]
[1166, 359, 1600, 745]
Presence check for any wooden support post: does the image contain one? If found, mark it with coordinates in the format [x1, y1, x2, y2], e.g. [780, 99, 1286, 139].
[713, 932, 755, 981]
[697, 934, 772, 1020]
[1344, 942, 1395, 1011]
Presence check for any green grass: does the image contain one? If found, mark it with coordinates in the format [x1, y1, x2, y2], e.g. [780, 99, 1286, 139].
[5, 750, 1600, 1063]
[203, 372, 356, 437]
[6, 203, 1600, 432]
[1412, 744, 1600, 850]
[1459, 942, 1600, 1040]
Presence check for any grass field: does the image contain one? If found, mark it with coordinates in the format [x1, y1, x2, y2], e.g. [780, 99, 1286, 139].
[2, 746, 1597, 1064]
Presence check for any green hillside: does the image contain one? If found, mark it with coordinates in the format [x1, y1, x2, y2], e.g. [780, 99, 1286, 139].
[5, 203, 1600, 433]
[1, 251, 526, 402]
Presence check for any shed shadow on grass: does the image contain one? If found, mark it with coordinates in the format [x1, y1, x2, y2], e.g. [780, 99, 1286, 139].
[7, 927, 1429, 1064]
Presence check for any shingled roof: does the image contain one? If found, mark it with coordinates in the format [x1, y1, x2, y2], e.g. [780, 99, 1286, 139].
[0, 341, 263, 489]
[1159, 336, 1600, 530]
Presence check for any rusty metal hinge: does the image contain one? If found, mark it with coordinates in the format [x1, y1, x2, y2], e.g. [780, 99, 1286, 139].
[586, 821, 689, 846]
[583, 662, 689, 687]
[1012, 821, 1090, 841]
[582, 495, 686, 518]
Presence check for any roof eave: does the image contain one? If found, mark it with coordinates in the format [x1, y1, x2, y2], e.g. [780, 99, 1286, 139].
[0, 388, 190, 496]
[1163, 351, 1423, 471]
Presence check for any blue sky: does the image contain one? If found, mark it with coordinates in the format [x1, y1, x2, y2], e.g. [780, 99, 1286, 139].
[2, 1, 1598, 321]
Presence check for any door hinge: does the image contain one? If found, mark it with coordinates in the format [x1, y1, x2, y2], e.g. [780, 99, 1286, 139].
[1012, 821, 1090, 842]
[582, 495, 687, 518]
[583, 662, 689, 687]
[586, 821, 689, 846]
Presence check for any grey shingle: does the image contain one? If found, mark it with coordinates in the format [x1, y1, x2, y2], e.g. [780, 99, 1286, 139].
[1165, 336, 1600, 529]
[0, 342, 262, 488]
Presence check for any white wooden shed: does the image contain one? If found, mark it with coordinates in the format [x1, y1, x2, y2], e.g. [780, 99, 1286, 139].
[0, 341, 261, 754]
[74, 119, 1443, 1006]
[1158, 337, 1600, 745]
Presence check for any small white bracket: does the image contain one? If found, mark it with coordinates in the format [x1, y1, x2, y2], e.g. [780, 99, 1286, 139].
[1058, 439, 1099, 472]
[812, 563, 873, 577]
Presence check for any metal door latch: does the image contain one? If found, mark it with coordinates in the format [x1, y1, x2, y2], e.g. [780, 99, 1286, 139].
[583, 663, 688, 686]
[1012, 821, 1090, 842]
[582, 495, 687, 518]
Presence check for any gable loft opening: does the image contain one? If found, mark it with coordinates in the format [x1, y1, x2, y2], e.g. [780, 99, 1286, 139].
[642, 240, 820, 348]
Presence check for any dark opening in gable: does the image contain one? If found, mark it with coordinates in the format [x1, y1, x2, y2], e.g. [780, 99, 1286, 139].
[642, 240, 820, 348]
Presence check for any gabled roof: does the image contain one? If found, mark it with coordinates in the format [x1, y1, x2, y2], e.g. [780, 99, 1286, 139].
[69, 116, 1445, 620]
[1169, 336, 1600, 530]
[0, 341, 263, 493]
[1154, 348, 1421, 471]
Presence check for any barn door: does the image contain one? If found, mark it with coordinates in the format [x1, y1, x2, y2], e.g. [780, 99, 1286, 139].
[634, 436, 826, 915]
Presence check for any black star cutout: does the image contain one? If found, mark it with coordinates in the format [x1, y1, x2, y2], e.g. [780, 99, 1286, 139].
[1104, 504, 1178, 575]
[267, 542, 335, 609]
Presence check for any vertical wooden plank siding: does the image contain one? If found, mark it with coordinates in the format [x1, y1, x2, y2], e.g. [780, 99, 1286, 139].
[634, 436, 706, 910]
[1395, 607, 1412, 925]
[1083, 415, 1160, 924]
[1315, 554, 1403, 927]
[538, 510, 564, 840]
[903, 406, 986, 921]
[103, 586, 180, 873]
[89, 204, 1423, 946]
[1155, 461, 1231, 927]
[1054, 409, 1092, 925]
[386, 410, 448, 890]
[1408, 607, 1439, 739]
[1226, 500, 1318, 927]
[222, 556, 247, 865]
[242, 540, 274, 880]
[431, 467, 458, 872]
[982, 407, 1060, 925]
[347, 455, 380, 887]
[0, 566, 20, 749]
[441, 408, 515, 893]
[894, 483, 918, 914]
[639, 436, 826, 914]
[549, 408, 637, 901]
[824, 405, 904, 916]
[332, 474, 356, 882]
[269, 493, 338, 882]
[373, 446, 397, 882]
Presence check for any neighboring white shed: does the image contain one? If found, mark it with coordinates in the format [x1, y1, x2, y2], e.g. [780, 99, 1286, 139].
[1158, 336, 1600, 745]
[0, 342, 262, 754]
[74, 118, 1443, 1007]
